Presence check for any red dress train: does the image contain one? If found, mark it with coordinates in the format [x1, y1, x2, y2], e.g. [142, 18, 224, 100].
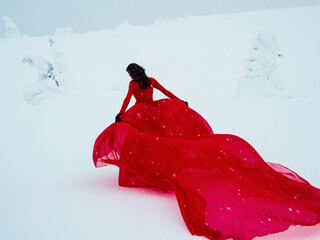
[93, 78, 320, 240]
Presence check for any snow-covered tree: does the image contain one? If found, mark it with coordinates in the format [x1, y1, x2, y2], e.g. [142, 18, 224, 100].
[2, 16, 21, 38]
[237, 29, 285, 97]
[49, 38, 70, 79]
[246, 30, 283, 86]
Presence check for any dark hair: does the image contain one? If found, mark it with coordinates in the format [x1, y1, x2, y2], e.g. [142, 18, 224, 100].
[126, 63, 151, 89]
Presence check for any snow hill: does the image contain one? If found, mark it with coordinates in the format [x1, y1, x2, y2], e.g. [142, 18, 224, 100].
[0, 5, 320, 240]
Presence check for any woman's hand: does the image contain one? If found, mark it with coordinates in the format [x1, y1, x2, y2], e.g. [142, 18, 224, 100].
[115, 113, 122, 122]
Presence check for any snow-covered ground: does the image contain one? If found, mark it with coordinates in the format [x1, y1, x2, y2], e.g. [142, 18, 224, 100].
[1, 5, 320, 240]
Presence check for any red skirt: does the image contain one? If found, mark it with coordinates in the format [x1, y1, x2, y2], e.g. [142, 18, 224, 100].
[93, 99, 320, 240]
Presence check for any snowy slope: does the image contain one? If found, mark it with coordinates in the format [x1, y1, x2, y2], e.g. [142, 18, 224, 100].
[0, 5, 320, 240]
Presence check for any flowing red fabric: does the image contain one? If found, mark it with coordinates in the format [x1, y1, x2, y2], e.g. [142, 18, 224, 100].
[93, 79, 320, 240]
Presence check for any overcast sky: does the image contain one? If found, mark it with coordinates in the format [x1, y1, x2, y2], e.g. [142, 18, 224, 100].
[0, 0, 319, 36]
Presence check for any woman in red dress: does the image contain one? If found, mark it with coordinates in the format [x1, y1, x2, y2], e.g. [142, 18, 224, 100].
[93, 63, 320, 240]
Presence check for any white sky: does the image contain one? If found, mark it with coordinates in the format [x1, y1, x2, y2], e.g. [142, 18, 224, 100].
[0, 0, 320, 36]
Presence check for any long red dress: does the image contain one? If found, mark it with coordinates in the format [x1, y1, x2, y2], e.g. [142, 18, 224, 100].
[93, 78, 320, 240]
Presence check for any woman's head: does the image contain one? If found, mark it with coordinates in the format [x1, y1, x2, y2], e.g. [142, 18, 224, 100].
[126, 63, 151, 89]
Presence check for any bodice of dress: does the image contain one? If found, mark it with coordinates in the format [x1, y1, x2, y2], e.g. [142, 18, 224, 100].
[132, 80, 154, 103]
[119, 77, 179, 114]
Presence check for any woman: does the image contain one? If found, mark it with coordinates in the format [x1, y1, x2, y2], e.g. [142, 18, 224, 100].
[93, 63, 320, 240]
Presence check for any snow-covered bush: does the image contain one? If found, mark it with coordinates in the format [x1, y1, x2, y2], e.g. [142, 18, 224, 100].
[22, 39, 73, 104]
[22, 56, 59, 85]
[2, 16, 21, 38]
[22, 55, 60, 104]
[237, 29, 285, 97]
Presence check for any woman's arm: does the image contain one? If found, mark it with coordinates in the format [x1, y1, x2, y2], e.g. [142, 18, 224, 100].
[151, 78, 180, 99]
[119, 81, 134, 114]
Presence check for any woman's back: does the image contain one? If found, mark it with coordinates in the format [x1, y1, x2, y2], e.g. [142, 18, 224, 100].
[131, 78, 154, 103]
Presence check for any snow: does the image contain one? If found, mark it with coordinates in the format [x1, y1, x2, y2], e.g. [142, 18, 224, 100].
[1, 5, 320, 240]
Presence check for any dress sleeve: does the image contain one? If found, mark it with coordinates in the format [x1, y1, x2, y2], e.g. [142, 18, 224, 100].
[119, 81, 134, 114]
[151, 78, 180, 100]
